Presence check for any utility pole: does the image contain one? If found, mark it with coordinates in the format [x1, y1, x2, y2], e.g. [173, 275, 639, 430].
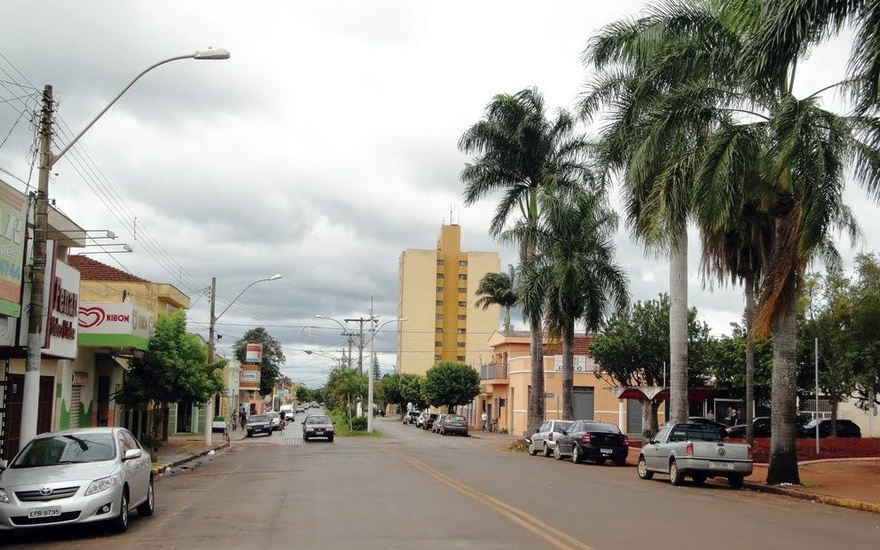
[206, 277, 217, 445]
[345, 317, 369, 376]
[21, 85, 53, 449]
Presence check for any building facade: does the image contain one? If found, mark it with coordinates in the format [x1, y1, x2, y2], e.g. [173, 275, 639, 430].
[396, 224, 500, 375]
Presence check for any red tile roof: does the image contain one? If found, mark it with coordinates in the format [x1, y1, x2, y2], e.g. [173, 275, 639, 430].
[67, 255, 149, 283]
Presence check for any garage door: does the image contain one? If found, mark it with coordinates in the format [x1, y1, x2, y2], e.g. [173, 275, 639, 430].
[573, 387, 594, 420]
[626, 399, 643, 435]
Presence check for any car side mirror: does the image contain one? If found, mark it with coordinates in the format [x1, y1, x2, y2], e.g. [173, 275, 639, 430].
[124, 449, 143, 461]
[0, 459, 7, 470]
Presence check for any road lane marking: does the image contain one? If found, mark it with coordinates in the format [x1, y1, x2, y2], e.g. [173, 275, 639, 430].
[387, 448, 595, 550]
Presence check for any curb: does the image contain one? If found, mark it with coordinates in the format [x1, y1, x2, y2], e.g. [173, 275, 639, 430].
[743, 481, 880, 514]
[151, 440, 231, 476]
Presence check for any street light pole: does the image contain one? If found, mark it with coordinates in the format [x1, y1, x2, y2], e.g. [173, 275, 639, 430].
[367, 315, 407, 434]
[205, 273, 282, 445]
[20, 48, 230, 450]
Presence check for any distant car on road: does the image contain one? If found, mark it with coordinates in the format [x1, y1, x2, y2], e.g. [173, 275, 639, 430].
[279, 405, 295, 419]
[267, 412, 284, 431]
[423, 413, 439, 431]
[798, 418, 862, 438]
[553, 420, 629, 465]
[302, 414, 335, 442]
[246, 414, 274, 438]
[527, 420, 574, 457]
[0, 427, 154, 536]
[403, 411, 419, 425]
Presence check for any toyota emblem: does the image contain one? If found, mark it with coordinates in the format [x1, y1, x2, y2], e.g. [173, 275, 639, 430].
[40, 487, 53, 496]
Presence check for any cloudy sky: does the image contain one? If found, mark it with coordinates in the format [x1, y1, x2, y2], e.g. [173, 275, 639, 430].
[0, 1, 873, 387]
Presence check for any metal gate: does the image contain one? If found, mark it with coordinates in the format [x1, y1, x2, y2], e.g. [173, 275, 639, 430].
[573, 387, 594, 420]
[626, 399, 643, 435]
[69, 384, 82, 429]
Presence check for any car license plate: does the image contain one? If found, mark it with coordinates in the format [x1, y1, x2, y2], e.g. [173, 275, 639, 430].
[315, 431, 323, 436]
[28, 506, 61, 519]
[709, 461, 734, 470]
[601, 448, 613, 454]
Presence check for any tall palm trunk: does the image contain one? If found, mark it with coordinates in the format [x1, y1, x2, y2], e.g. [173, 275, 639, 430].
[669, 230, 689, 423]
[528, 314, 545, 434]
[744, 276, 756, 445]
[562, 324, 574, 420]
[767, 286, 801, 485]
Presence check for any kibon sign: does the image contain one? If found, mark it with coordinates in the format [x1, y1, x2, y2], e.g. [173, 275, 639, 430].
[77, 302, 157, 350]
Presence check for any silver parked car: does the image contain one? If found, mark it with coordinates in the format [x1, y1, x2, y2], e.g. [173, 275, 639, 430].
[527, 420, 574, 457]
[0, 427, 154, 537]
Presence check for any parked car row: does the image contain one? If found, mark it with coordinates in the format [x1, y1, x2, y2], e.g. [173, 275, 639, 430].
[527, 420, 629, 465]
[405, 411, 470, 436]
[722, 416, 862, 439]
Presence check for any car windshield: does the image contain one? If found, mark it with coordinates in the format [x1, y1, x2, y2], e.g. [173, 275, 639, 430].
[446, 415, 464, 422]
[306, 416, 331, 425]
[12, 433, 116, 467]
[554, 421, 573, 431]
[249, 415, 270, 423]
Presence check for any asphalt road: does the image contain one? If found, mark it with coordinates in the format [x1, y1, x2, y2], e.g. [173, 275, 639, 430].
[6, 413, 879, 549]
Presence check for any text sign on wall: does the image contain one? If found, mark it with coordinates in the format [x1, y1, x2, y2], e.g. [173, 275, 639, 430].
[245, 343, 262, 364]
[553, 355, 599, 373]
[41, 254, 80, 359]
[240, 364, 261, 390]
[78, 302, 156, 338]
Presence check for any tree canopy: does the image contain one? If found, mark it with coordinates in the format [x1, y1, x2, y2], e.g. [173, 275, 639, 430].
[422, 362, 480, 411]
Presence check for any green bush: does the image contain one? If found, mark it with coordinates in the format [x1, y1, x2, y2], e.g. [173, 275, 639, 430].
[351, 416, 368, 431]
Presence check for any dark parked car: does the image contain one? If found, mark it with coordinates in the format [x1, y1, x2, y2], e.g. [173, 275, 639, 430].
[302, 414, 335, 442]
[798, 418, 862, 438]
[726, 416, 771, 439]
[438, 414, 469, 436]
[404, 411, 420, 425]
[422, 413, 439, 431]
[688, 416, 728, 439]
[553, 420, 629, 465]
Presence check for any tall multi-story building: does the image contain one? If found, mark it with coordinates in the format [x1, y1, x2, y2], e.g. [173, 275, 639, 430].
[396, 224, 500, 375]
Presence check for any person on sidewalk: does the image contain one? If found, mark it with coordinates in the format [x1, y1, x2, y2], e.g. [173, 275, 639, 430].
[481, 412, 488, 432]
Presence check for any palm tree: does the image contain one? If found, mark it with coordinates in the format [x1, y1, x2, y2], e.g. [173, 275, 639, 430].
[537, 187, 630, 419]
[583, 0, 876, 485]
[460, 87, 592, 433]
[474, 266, 518, 332]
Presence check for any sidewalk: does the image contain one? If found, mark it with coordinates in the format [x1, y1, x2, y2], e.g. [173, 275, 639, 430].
[151, 430, 245, 475]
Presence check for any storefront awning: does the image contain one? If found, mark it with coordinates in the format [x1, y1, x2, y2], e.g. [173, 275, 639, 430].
[610, 386, 720, 402]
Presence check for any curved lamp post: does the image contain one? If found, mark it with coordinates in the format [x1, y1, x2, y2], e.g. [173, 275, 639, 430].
[21, 48, 230, 450]
[314, 315, 355, 369]
[206, 273, 282, 444]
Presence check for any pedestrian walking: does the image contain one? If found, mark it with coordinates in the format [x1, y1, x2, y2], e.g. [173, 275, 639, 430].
[481, 412, 488, 432]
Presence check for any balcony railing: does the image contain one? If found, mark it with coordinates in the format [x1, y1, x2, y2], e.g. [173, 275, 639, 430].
[480, 363, 508, 381]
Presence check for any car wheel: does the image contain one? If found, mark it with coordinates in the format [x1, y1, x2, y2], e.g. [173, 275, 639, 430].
[543, 443, 552, 458]
[328, 436, 334, 442]
[637, 456, 654, 480]
[692, 474, 707, 486]
[553, 445, 564, 460]
[669, 460, 683, 486]
[728, 474, 744, 489]
[137, 478, 155, 517]
[571, 445, 582, 464]
[304, 435, 309, 442]
[527, 442, 538, 456]
[247, 431, 253, 438]
[111, 490, 129, 533]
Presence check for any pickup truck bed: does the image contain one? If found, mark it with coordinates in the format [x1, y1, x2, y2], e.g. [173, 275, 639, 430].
[637, 422, 753, 488]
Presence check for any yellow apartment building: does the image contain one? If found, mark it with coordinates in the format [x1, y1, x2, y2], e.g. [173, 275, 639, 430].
[396, 224, 500, 376]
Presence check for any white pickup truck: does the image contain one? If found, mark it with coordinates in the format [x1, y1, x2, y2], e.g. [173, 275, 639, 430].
[637, 422, 753, 488]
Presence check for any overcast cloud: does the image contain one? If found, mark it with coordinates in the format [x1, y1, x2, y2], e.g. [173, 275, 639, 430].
[0, 1, 875, 387]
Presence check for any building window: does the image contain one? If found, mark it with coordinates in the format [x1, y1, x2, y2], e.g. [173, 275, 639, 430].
[436, 300, 443, 306]
[435, 327, 443, 333]
[457, 328, 466, 334]
[458, 301, 466, 307]
[458, 315, 466, 321]
[457, 355, 466, 361]
[458, 287, 467, 293]
[459, 260, 467, 266]
[437, 273, 444, 279]
[437, 259, 444, 266]
[457, 342, 466, 348]
[435, 341, 442, 347]
[458, 274, 467, 280]
[436, 286, 443, 293]
[436, 314, 443, 320]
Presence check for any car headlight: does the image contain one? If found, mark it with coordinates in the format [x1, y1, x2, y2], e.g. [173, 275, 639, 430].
[85, 475, 119, 496]
[0, 489, 8, 503]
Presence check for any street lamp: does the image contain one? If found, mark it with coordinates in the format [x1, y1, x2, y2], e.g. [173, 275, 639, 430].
[314, 315, 355, 369]
[367, 317, 406, 434]
[20, 48, 230, 449]
[206, 274, 282, 444]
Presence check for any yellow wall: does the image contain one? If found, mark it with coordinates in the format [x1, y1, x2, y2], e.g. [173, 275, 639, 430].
[79, 281, 190, 314]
